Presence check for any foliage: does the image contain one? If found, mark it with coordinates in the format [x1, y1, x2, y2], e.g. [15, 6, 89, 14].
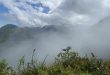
[0, 47, 110, 75]
[0, 59, 8, 75]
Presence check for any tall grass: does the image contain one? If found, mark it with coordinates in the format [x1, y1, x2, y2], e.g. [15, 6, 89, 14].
[0, 47, 110, 75]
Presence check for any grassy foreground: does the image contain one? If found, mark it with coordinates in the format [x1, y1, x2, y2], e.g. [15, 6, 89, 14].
[0, 47, 110, 75]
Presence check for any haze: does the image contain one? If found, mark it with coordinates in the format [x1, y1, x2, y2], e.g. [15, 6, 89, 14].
[0, 0, 110, 66]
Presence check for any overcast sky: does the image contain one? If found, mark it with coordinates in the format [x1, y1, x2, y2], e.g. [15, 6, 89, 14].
[0, 0, 110, 27]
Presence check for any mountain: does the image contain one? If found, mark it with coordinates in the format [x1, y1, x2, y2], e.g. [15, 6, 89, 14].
[0, 24, 18, 30]
[90, 16, 110, 38]
[88, 16, 110, 58]
[0, 24, 18, 43]
[91, 16, 110, 32]
[0, 24, 68, 45]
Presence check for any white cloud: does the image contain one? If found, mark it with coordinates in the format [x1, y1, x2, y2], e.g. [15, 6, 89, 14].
[1, 0, 110, 26]
[102, 0, 110, 8]
[68, 13, 90, 25]
[40, 0, 63, 12]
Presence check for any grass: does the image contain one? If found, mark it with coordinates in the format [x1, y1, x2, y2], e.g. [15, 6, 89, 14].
[0, 46, 110, 75]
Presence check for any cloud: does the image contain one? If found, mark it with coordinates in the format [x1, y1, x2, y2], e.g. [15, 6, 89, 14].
[0, 0, 110, 27]
[1, 0, 110, 65]
[56, 0, 110, 25]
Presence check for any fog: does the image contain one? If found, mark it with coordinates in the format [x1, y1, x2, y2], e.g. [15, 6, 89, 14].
[1, 0, 110, 66]
[0, 19, 110, 66]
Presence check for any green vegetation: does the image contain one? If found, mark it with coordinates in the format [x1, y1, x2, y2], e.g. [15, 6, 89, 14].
[0, 47, 110, 75]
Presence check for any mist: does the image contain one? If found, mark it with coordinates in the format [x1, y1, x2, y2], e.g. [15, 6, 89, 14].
[0, 0, 110, 66]
[0, 21, 110, 66]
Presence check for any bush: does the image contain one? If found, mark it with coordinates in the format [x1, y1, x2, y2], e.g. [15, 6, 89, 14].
[0, 59, 8, 75]
[0, 47, 110, 75]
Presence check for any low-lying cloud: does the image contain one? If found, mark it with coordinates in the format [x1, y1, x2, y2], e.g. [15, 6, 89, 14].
[0, 0, 110, 66]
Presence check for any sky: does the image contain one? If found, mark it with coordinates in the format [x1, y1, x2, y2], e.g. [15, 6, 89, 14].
[0, 0, 110, 27]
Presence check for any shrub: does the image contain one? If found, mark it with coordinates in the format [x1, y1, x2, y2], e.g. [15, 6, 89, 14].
[0, 59, 8, 75]
[0, 47, 110, 75]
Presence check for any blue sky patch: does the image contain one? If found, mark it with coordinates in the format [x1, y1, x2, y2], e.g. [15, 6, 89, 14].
[27, 2, 50, 14]
[0, 4, 9, 13]
[42, 6, 50, 14]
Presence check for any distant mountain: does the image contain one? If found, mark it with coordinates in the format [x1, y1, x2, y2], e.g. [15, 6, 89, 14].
[0, 24, 18, 30]
[91, 16, 110, 31]
[89, 16, 110, 53]
[0, 24, 18, 43]
[90, 16, 110, 39]
[0, 24, 68, 44]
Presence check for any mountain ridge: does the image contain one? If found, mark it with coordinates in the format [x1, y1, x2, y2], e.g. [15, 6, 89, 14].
[0, 24, 69, 44]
